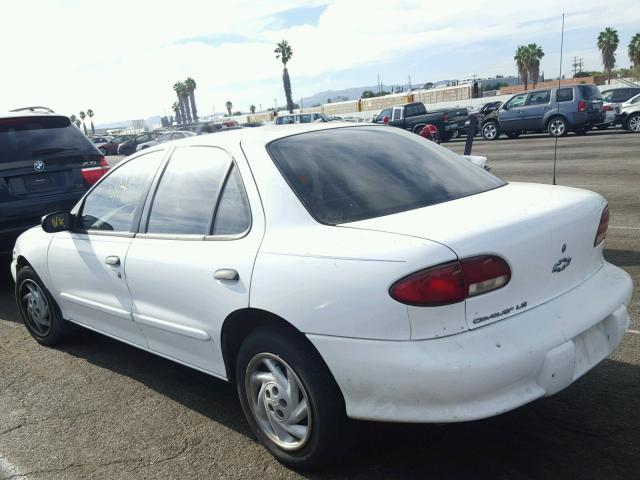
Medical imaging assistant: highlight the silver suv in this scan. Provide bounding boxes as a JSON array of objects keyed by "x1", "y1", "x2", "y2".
[{"x1": 481, "y1": 84, "x2": 604, "y2": 140}]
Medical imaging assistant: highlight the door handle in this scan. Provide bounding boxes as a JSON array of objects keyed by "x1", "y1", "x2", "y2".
[
  {"x1": 214, "y1": 269, "x2": 239, "y2": 281},
  {"x1": 104, "y1": 256, "x2": 120, "y2": 266}
]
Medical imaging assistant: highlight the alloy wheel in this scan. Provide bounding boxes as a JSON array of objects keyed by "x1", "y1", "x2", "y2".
[
  {"x1": 549, "y1": 118, "x2": 566, "y2": 136},
  {"x1": 245, "y1": 353, "x2": 311, "y2": 451},
  {"x1": 483, "y1": 123, "x2": 497, "y2": 140},
  {"x1": 19, "y1": 280, "x2": 51, "y2": 336},
  {"x1": 629, "y1": 115, "x2": 640, "y2": 133}
]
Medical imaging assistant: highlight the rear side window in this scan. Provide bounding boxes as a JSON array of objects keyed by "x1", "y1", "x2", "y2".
[
  {"x1": 212, "y1": 166, "x2": 251, "y2": 235},
  {"x1": 579, "y1": 84, "x2": 601, "y2": 100},
  {"x1": 556, "y1": 88, "x2": 573, "y2": 102},
  {"x1": 528, "y1": 90, "x2": 550, "y2": 105},
  {"x1": 0, "y1": 116, "x2": 98, "y2": 163},
  {"x1": 268, "y1": 127, "x2": 504, "y2": 224},
  {"x1": 146, "y1": 146, "x2": 231, "y2": 235},
  {"x1": 79, "y1": 151, "x2": 164, "y2": 232}
]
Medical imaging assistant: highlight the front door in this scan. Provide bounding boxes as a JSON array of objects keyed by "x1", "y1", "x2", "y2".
[
  {"x1": 500, "y1": 92, "x2": 529, "y2": 132},
  {"x1": 47, "y1": 150, "x2": 165, "y2": 346},
  {"x1": 124, "y1": 146, "x2": 263, "y2": 376}
]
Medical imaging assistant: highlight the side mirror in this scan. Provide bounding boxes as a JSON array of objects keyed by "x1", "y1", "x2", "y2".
[
  {"x1": 382, "y1": 115, "x2": 390, "y2": 124},
  {"x1": 502, "y1": 104, "x2": 509, "y2": 111},
  {"x1": 41, "y1": 211, "x2": 73, "y2": 233}
]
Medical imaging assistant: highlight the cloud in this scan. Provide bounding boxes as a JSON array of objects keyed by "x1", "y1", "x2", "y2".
[{"x1": 2, "y1": 0, "x2": 639, "y2": 123}]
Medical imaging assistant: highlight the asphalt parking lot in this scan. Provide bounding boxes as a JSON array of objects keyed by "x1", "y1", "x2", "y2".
[{"x1": 1, "y1": 130, "x2": 639, "y2": 479}]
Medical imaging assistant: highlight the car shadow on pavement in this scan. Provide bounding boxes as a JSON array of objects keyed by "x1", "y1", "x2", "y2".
[
  {"x1": 604, "y1": 249, "x2": 640, "y2": 267},
  {"x1": 51, "y1": 327, "x2": 640, "y2": 480}
]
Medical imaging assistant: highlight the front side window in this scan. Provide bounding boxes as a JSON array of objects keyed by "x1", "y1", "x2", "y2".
[
  {"x1": 528, "y1": 90, "x2": 550, "y2": 105},
  {"x1": 556, "y1": 88, "x2": 574, "y2": 102},
  {"x1": 268, "y1": 127, "x2": 504, "y2": 224},
  {"x1": 212, "y1": 166, "x2": 251, "y2": 235},
  {"x1": 506, "y1": 93, "x2": 528, "y2": 109},
  {"x1": 79, "y1": 151, "x2": 164, "y2": 232},
  {"x1": 146, "y1": 146, "x2": 231, "y2": 235},
  {"x1": 376, "y1": 109, "x2": 392, "y2": 122}
]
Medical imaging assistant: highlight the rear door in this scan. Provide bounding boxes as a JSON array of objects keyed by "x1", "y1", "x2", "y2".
[
  {"x1": 521, "y1": 90, "x2": 551, "y2": 129},
  {"x1": 47, "y1": 150, "x2": 165, "y2": 346},
  {"x1": 0, "y1": 115, "x2": 103, "y2": 231},
  {"x1": 124, "y1": 145, "x2": 263, "y2": 376}
]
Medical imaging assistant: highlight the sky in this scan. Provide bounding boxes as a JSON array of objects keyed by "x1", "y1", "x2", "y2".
[{"x1": 3, "y1": 0, "x2": 639, "y2": 124}]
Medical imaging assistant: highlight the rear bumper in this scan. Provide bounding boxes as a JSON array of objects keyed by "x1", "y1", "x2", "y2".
[{"x1": 308, "y1": 261, "x2": 632, "y2": 423}]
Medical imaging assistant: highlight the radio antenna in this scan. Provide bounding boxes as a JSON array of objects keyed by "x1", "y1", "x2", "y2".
[{"x1": 553, "y1": 13, "x2": 565, "y2": 186}]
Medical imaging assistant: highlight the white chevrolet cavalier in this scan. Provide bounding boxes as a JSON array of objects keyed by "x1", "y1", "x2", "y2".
[{"x1": 11, "y1": 124, "x2": 632, "y2": 468}]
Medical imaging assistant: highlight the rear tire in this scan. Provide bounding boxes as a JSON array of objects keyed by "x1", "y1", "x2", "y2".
[
  {"x1": 236, "y1": 327, "x2": 352, "y2": 470},
  {"x1": 481, "y1": 121, "x2": 500, "y2": 141},
  {"x1": 15, "y1": 267, "x2": 71, "y2": 346},
  {"x1": 547, "y1": 116, "x2": 568, "y2": 137},
  {"x1": 627, "y1": 113, "x2": 640, "y2": 133}
]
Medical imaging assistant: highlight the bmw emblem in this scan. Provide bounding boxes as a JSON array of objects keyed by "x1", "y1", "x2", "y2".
[{"x1": 33, "y1": 160, "x2": 45, "y2": 172}]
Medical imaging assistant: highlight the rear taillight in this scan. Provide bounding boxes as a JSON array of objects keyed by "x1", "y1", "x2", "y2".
[
  {"x1": 594, "y1": 205, "x2": 609, "y2": 246},
  {"x1": 578, "y1": 100, "x2": 586, "y2": 112},
  {"x1": 81, "y1": 156, "x2": 110, "y2": 185},
  {"x1": 603, "y1": 104, "x2": 613, "y2": 112},
  {"x1": 389, "y1": 255, "x2": 511, "y2": 306},
  {"x1": 443, "y1": 113, "x2": 449, "y2": 122}
]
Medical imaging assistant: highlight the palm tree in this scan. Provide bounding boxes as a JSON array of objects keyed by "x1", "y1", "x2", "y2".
[
  {"x1": 225, "y1": 101, "x2": 233, "y2": 116},
  {"x1": 275, "y1": 40, "x2": 295, "y2": 113},
  {"x1": 598, "y1": 27, "x2": 619, "y2": 84},
  {"x1": 173, "y1": 81, "x2": 188, "y2": 124},
  {"x1": 514, "y1": 45, "x2": 529, "y2": 90},
  {"x1": 74, "y1": 119, "x2": 81, "y2": 128},
  {"x1": 179, "y1": 83, "x2": 192, "y2": 123},
  {"x1": 184, "y1": 77, "x2": 198, "y2": 122},
  {"x1": 86, "y1": 109, "x2": 95, "y2": 134},
  {"x1": 525, "y1": 44, "x2": 544, "y2": 88},
  {"x1": 629, "y1": 33, "x2": 640, "y2": 67},
  {"x1": 69, "y1": 114, "x2": 77, "y2": 127},
  {"x1": 250, "y1": 104, "x2": 256, "y2": 114},
  {"x1": 171, "y1": 102, "x2": 182, "y2": 125},
  {"x1": 78, "y1": 111, "x2": 87, "y2": 135}
]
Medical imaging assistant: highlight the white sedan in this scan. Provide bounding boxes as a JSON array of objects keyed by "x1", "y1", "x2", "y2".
[
  {"x1": 135, "y1": 130, "x2": 196, "y2": 151},
  {"x1": 11, "y1": 124, "x2": 632, "y2": 469}
]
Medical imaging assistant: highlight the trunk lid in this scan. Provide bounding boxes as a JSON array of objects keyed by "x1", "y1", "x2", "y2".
[{"x1": 344, "y1": 183, "x2": 606, "y2": 329}]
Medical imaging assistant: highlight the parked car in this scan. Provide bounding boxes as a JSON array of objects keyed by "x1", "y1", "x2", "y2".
[
  {"x1": 90, "y1": 136, "x2": 112, "y2": 144},
  {"x1": 117, "y1": 132, "x2": 162, "y2": 156},
  {"x1": 136, "y1": 130, "x2": 196, "y2": 151},
  {"x1": 596, "y1": 87, "x2": 640, "y2": 129},
  {"x1": 481, "y1": 84, "x2": 604, "y2": 140},
  {"x1": 0, "y1": 109, "x2": 108, "y2": 255},
  {"x1": 374, "y1": 102, "x2": 466, "y2": 142},
  {"x1": 96, "y1": 134, "x2": 135, "y2": 156},
  {"x1": 618, "y1": 93, "x2": 640, "y2": 133},
  {"x1": 275, "y1": 113, "x2": 331, "y2": 124},
  {"x1": 11, "y1": 124, "x2": 631, "y2": 469}
]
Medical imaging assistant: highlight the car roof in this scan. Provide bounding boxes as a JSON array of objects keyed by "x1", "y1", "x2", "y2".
[
  {"x1": 0, "y1": 111, "x2": 68, "y2": 120},
  {"x1": 133, "y1": 122, "x2": 377, "y2": 154}
]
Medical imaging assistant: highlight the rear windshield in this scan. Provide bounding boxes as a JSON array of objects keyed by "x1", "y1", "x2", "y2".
[
  {"x1": 268, "y1": 127, "x2": 505, "y2": 224},
  {"x1": 0, "y1": 116, "x2": 98, "y2": 163},
  {"x1": 578, "y1": 84, "x2": 601, "y2": 100}
]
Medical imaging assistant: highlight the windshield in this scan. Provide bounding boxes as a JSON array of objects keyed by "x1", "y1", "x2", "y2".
[
  {"x1": 0, "y1": 115, "x2": 99, "y2": 163},
  {"x1": 268, "y1": 126, "x2": 504, "y2": 224}
]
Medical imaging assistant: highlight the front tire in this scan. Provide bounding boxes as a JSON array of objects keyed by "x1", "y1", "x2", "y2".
[
  {"x1": 15, "y1": 267, "x2": 71, "y2": 346},
  {"x1": 482, "y1": 121, "x2": 500, "y2": 141},
  {"x1": 548, "y1": 116, "x2": 568, "y2": 137},
  {"x1": 236, "y1": 328, "x2": 351, "y2": 470},
  {"x1": 627, "y1": 113, "x2": 640, "y2": 133}
]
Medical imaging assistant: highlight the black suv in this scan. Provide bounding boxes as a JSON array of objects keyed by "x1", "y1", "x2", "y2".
[{"x1": 0, "y1": 109, "x2": 108, "y2": 255}]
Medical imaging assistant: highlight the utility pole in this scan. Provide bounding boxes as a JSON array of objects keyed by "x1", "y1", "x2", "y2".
[
  {"x1": 377, "y1": 74, "x2": 381, "y2": 94},
  {"x1": 408, "y1": 75, "x2": 412, "y2": 91},
  {"x1": 572, "y1": 56, "x2": 583, "y2": 76}
]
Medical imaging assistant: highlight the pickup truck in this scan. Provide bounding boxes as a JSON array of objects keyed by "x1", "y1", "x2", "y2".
[{"x1": 373, "y1": 102, "x2": 468, "y2": 142}]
